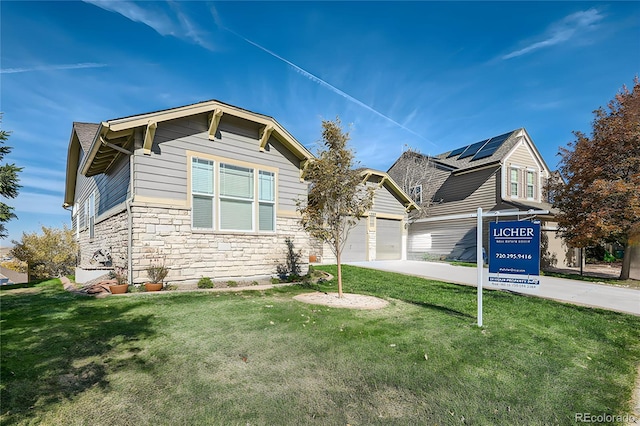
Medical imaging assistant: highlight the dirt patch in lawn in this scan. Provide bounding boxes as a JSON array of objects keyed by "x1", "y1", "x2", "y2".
[{"x1": 294, "y1": 292, "x2": 389, "y2": 310}]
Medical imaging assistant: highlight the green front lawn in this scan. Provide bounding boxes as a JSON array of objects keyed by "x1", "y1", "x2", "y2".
[{"x1": 1, "y1": 266, "x2": 639, "y2": 425}]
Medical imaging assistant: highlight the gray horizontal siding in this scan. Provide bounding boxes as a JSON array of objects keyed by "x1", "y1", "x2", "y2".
[
  {"x1": 75, "y1": 151, "x2": 130, "y2": 217},
  {"x1": 372, "y1": 183, "x2": 407, "y2": 216},
  {"x1": 133, "y1": 115, "x2": 305, "y2": 211},
  {"x1": 408, "y1": 217, "x2": 492, "y2": 262},
  {"x1": 429, "y1": 167, "x2": 499, "y2": 216}
]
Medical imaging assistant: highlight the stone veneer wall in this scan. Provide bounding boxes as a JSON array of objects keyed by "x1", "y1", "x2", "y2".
[
  {"x1": 130, "y1": 205, "x2": 309, "y2": 285},
  {"x1": 77, "y1": 209, "x2": 129, "y2": 269}
]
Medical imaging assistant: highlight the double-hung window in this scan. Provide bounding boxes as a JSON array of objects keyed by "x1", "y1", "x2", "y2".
[
  {"x1": 89, "y1": 192, "x2": 95, "y2": 239},
  {"x1": 191, "y1": 156, "x2": 276, "y2": 233},
  {"x1": 526, "y1": 171, "x2": 535, "y2": 199},
  {"x1": 192, "y1": 158, "x2": 215, "y2": 228},
  {"x1": 409, "y1": 184, "x2": 422, "y2": 204},
  {"x1": 510, "y1": 168, "x2": 519, "y2": 197},
  {"x1": 258, "y1": 171, "x2": 275, "y2": 231},
  {"x1": 220, "y1": 164, "x2": 254, "y2": 231}
]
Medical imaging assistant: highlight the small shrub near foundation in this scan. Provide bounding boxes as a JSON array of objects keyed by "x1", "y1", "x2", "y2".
[{"x1": 197, "y1": 277, "x2": 213, "y2": 289}]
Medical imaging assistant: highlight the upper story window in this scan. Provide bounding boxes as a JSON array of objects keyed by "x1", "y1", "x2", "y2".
[
  {"x1": 409, "y1": 184, "x2": 423, "y2": 204},
  {"x1": 510, "y1": 168, "x2": 519, "y2": 197},
  {"x1": 191, "y1": 156, "x2": 276, "y2": 232},
  {"x1": 526, "y1": 170, "x2": 535, "y2": 199}
]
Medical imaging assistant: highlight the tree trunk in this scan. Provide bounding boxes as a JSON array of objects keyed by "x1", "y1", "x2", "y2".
[
  {"x1": 336, "y1": 247, "x2": 343, "y2": 298},
  {"x1": 620, "y1": 243, "x2": 631, "y2": 280}
]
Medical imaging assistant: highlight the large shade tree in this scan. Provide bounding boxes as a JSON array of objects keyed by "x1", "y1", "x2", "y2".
[
  {"x1": 548, "y1": 78, "x2": 639, "y2": 279},
  {"x1": 0, "y1": 115, "x2": 22, "y2": 239},
  {"x1": 11, "y1": 225, "x2": 78, "y2": 281},
  {"x1": 297, "y1": 118, "x2": 374, "y2": 297}
]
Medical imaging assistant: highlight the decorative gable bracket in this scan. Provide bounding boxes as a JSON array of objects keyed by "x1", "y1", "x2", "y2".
[
  {"x1": 208, "y1": 109, "x2": 223, "y2": 140},
  {"x1": 142, "y1": 121, "x2": 157, "y2": 155},
  {"x1": 259, "y1": 125, "x2": 274, "y2": 152}
]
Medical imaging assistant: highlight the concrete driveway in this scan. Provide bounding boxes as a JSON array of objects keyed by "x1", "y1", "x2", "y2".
[{"x1": 347, "y1": 260, "x2": 640, "y2": 316}]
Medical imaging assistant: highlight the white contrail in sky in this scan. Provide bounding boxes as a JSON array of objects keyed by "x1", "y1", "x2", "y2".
[
  {"x1": 1, "y1": 63, "x2": 107, "y2": 74},
  {"x1": 223, "y1": 26, "x2": 433, "y2": 144},
  {"x1": 502, "y1": 8, "x2": 603, "y2": 60}
]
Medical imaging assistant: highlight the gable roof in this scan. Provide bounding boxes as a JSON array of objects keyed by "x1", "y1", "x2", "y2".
[
  {"x1": 73, "y1": 122, "x2": 100, "y2": 152},
  {"x1": 360, "y1": 168, "x2": 419, "y2": 212},
  {"x1": 393, "y1": 128, "x2": 551, "y2": 176},
  {"x1": 434, "y1": 129, "x2": 521, "y2": 171},
  {"x1": 64, "y1": 100, "x2": 314, "y2": 207}
]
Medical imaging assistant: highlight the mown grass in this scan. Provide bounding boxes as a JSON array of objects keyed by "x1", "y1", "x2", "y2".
[{"x1": 1, "y1": 267, "x2": 639, "y2": 425}]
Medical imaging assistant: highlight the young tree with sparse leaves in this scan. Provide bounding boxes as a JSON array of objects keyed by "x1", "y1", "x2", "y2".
[
  {"x1": 388, "y1": 146, "x2": 440, "y2": 217},
  {"x1": 11, "y1": 225, "x2": 77, "y2": 281},
  {"x1": 547, "y1": 78, "x2": 639, "y2": 280},
  {"x1": 297, "y1": 118, "x2": 374, "y2": 297},
  {"x1": 0, "y1": 114, "x2": 22, "y2": 239}
]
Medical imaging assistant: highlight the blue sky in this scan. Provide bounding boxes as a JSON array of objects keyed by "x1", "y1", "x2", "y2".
[{"x1": 1, "y1": 1, "x2": 639, "y2": 245}]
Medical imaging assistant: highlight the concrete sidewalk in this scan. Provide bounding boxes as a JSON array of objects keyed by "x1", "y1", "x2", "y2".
[{"x1": 347, "y1": 260, "x2": 640, "y2": 316}]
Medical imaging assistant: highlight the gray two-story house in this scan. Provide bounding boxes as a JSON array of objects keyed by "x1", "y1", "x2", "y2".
[{"x1": 388, "y1": 128, "x2": 573, "y2": 268}]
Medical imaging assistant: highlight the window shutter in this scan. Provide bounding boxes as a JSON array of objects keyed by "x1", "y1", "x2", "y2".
[{"x1": 506, "y1": 166, "x2": 511, "y2": 197}]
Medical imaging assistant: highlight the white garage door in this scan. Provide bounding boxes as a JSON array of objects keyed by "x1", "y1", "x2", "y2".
[
  {"x1": 341, "y1": 220, "x2": 367, "y2": 262},
  {"x1": 376, "y1": 218, "x2": 402, "y2": 260}
]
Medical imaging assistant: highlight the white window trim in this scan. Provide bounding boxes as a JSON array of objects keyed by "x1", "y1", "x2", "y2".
[
  {"x1": 526, "y1": 169, "x2": 536, "y2": 200},
  {"x1": 89, "y1": 192, "x2": 96, "y2": 239},
  {"x1": 410, "y1": 184, "x2": 423, "y2": 204},
  {"x1": 188, "y1": 151, "x2": 278, "y2": 234},
  {"x1": 191, "y1": 157, "x2": 215, "y2": 230},
  {"x1": 258, "y1": 170, "x2": 276, "y2": 232},
  {"x1": 509, "y1": 166, "x2": 520, "y2": 199}
]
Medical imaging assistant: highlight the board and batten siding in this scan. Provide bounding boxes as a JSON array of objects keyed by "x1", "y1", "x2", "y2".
[{"x1": 132, "y1": 114, "x2": 305, "y2": 212}]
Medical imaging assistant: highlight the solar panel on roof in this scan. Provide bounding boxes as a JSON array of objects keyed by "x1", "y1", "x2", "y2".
[
  {"x1": 446, "y1": 146, "x2": 468, "y2": 158},
  {"x1": 457, "y1": 139, "x2": 489, "y2": 160},
  {"x1": 470, "y1": 131, "x2": 512, "y2": 161}
]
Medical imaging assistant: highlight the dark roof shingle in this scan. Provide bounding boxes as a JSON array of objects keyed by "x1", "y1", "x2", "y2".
[{"x1": 73, "y1": 122, "x2": 100, "y2": 153}]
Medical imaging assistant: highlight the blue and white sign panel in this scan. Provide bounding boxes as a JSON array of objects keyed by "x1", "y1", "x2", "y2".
[{"x1": 488, "y1": 220, "x2": 541, "y2": 289}]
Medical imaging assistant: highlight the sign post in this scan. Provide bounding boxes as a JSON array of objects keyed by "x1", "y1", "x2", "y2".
[
  {"x1": 476, "y1": 207, "x2": 483, "y2": 327},
  {"x1": 413, "y1": 208, "x2": 548, "y2": 327}
]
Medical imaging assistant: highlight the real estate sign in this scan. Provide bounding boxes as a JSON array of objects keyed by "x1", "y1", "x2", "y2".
[{"x1": 488, "y1": 220, "x2": 541, "y2": 289}]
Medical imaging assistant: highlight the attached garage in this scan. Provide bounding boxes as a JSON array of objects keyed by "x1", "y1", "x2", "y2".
[
  {"x1": 310, "y1": 169, "x2": 418, "y2": 264},
  {"x1": 376, "y1": 218, "x2": 402, "y2": 260},
  {"x1": 341, "y1": 220, "x2": 368, "y2": 262}
]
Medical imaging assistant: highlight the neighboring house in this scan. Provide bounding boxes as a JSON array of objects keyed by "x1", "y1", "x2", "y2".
[
  {"x1": 64, "y1": 100, "x2": 314, "y2": 285},
  {"x1": 311, "y1": 169, "x2": 418, "y2": 263},
  {"x1": 388, "y1": 128, "x2": 573, "y2": 267},
  {"x1": 0, "y1": 267, "x2": 28, "y2": 285}
]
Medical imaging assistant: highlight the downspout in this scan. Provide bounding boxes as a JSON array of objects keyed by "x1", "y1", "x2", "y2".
[{"x1": 126, "y1": 152, "x2": 135, "y2": 285}]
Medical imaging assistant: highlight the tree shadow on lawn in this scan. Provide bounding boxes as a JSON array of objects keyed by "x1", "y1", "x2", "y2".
[
  {"x1": 405, "y1": 299, "x2": 475, "y2": 320},
  {"x1": 1, "y1": 288, "x2": 156, "y2": 424}
]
